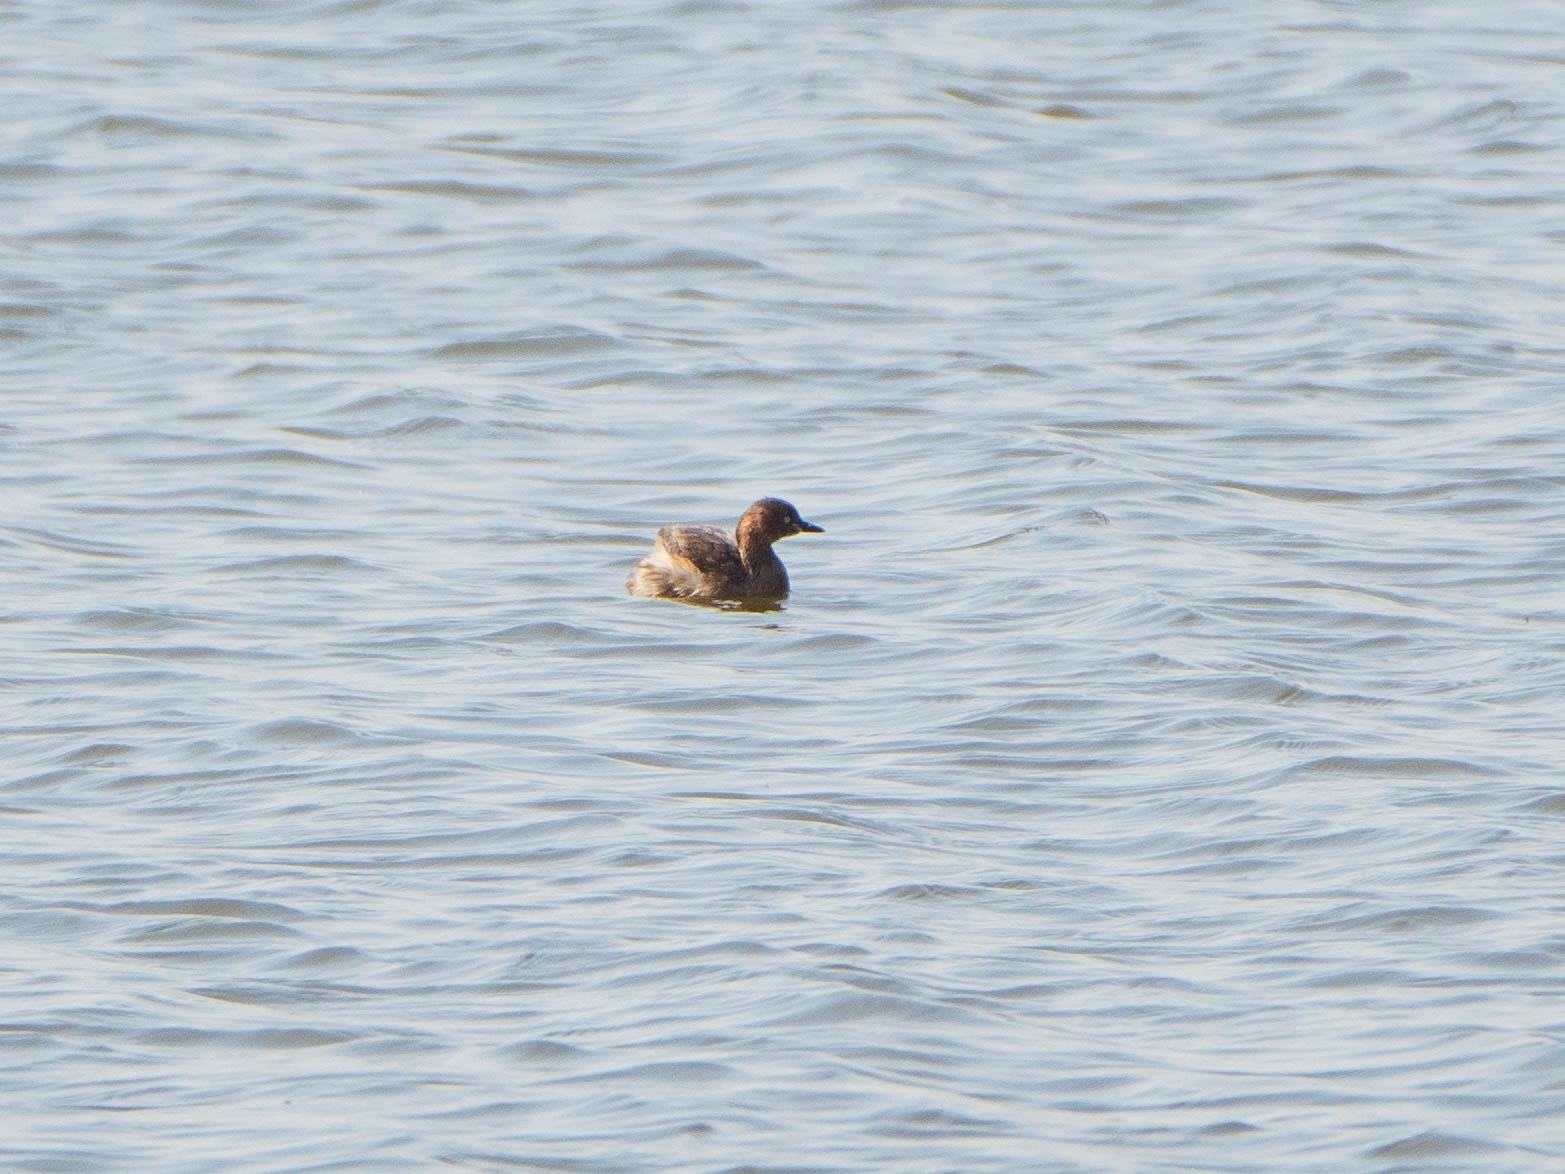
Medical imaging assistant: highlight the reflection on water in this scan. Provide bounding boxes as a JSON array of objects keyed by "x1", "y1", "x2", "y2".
[{"x1": 3, "y1": 0, "x2": 1564, "y2": 1171}]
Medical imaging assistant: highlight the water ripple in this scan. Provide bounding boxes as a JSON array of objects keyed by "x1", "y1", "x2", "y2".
[{"x1": 3, "y1": 1, "x2": 1563, "y2": 1171}]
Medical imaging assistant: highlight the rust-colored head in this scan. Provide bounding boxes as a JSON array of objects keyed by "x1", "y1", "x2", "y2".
[{"x1": 736, "y1": 497, "x2": 823, "y2": 547}]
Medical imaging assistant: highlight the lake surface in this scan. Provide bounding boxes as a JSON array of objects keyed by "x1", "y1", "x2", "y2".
[{"x1": 4, "y1": 1, "x2": 1564, "y2": 1170}]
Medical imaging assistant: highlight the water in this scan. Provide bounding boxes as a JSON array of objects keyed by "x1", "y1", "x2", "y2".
[{"x1": 4, "y1": 1, "x2": 1564, "y2": 1170}]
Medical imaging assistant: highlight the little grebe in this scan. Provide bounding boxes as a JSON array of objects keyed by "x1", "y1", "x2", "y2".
[{"x1": 627, "y1": 497, "x2": 823, "y2": 603}]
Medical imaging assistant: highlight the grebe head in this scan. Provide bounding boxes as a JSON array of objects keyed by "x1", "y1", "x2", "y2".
[{"x1": 743, "y1": 497, "x2": 823, "y2": 543}]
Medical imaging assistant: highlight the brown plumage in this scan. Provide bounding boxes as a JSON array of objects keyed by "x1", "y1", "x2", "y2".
[{"x1": 627, "y1": 498, "x2": 823, "y2": 603}]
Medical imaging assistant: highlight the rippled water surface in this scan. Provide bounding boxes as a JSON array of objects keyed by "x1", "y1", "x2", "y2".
[{"x1": 5, "y1": 1, "x2": 1565, "y2": 1170}]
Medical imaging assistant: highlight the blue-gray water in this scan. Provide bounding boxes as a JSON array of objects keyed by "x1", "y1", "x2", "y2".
[{"x1": 4, "y1": 2, "x2": 1564, "y2": 1171}]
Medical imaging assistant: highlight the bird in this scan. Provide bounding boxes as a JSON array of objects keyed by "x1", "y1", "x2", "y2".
[{"x1": 627, "y1": 497, "x2": 823, "y2": 603}]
